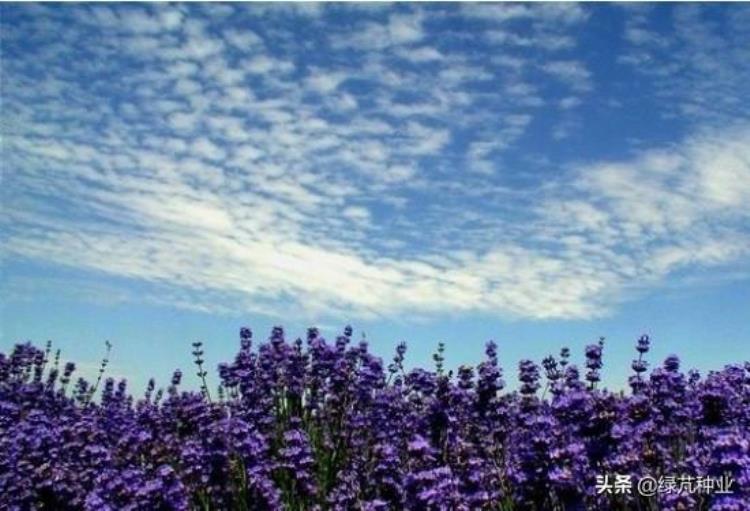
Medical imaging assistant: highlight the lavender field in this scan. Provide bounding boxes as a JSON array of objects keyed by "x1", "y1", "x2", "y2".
[
  {"x1": 4, "y1": 2, "x2": 750, "y2": 510},
  {"x1": 1, "y1": 327, "x2": 748, "y2": 510}
]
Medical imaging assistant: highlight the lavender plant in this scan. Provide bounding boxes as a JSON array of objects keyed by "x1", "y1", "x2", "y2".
[{"x1": 1, "y1": 328, "x2": 748, "y2": 510}]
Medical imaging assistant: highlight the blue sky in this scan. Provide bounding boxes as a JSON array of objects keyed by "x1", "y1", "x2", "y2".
[{"x1": 2, "y1": 3, "x2": 749, "y2": 392}]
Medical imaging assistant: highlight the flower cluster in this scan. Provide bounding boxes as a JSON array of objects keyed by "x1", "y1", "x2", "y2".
[{"x1": 1, "y1": 329, "x2": 748, "y2": 510}]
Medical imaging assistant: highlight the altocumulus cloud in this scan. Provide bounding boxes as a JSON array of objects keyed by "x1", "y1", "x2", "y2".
[{"x1": 2, "y1": 3, "x2": 749, "y2": 320}]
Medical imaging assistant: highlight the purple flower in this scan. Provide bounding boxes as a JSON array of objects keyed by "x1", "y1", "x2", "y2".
[{"x1": 1, "y1": 328, "x2": 746, "y2": 511}]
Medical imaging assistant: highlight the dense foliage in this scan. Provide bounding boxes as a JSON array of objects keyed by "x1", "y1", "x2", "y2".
[{"x1": 1, "y1": 327, "x2": 748, "y2": 510}]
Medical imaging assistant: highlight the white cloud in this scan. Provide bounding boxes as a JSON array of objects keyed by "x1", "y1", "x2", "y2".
[
  {"x1": 618, "y1": 3, "x2": 750, "y2": 123},
  {"x1": 540, "y1": 60, "x2": 593, "y2": 92},
  {"x1": 243, "y1": 55, "x2": 275, "y2": 74},
  {"x1": 559, "y1": 96, "x2": 582, "y2": 110},
  {"x1": 342, "y1": 206, "x2": 371, "y2": 223},
  {"x1": 223, "y1": 28, "x2": 263, "y2": 49},
  {"x1": 9, "y1": 125, "x2": 748, "y2": 320},
  {"x1": 382, "y1": 164, "x2": 416, "y2": 183},
  {"x1": 168, "y1": 112, "x2": 199, "y2": 131},
  {"x1": 306, "y1": 70, "x2": 349, "y2": 94},
  {"x1": 3, "y1": 3, "x2": 749, "y2": 323},
  {"x1": 192, "y1": 137, "x2": 226, "y2": 162},
  {"x1": 388, "y1": 13, "x2": 424, "y2": 45},
  {"x1": 462, "y1": 3, "x2": 588, "y2": 25},
  {"x1": 330, "y1": 12, "x2": 424, "y2": 50},
  {"x1": 404, "y1": 122, "x2": 451, "y2": 155}
]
